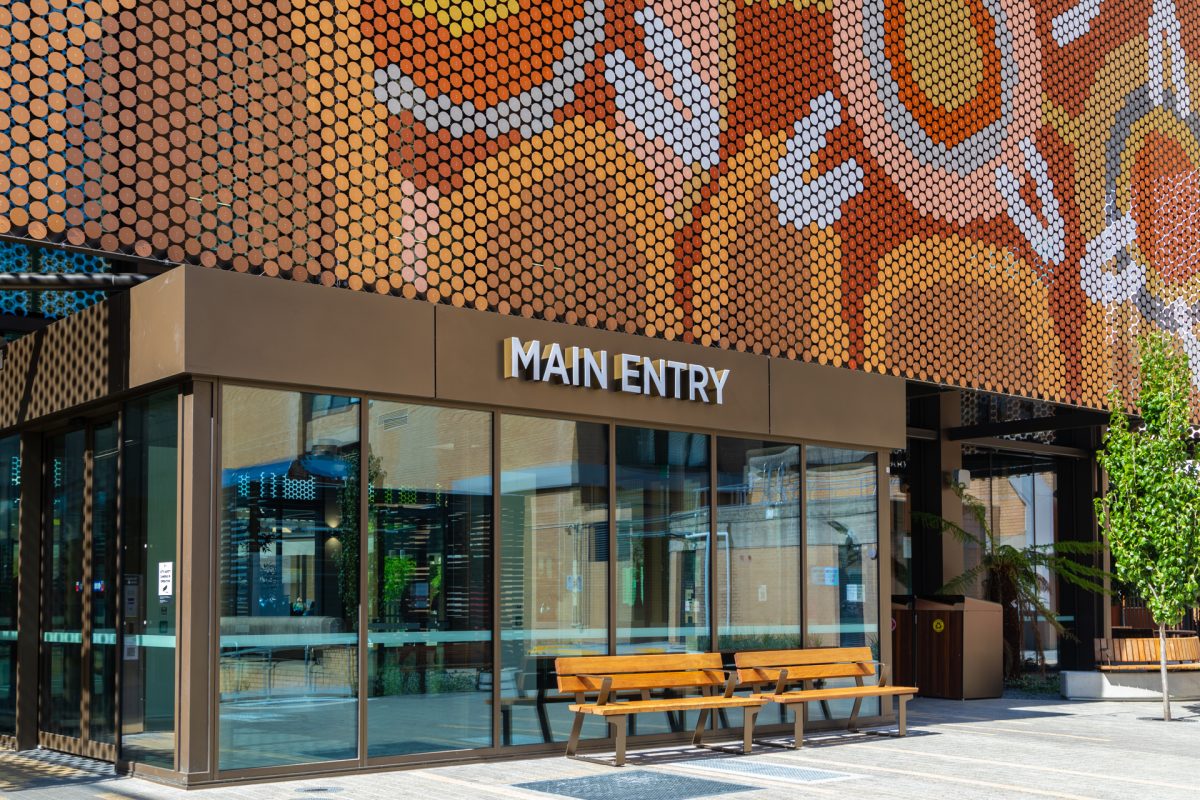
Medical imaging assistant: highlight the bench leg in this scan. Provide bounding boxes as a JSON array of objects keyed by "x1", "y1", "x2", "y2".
[
  {"x1": 536, "y1": 692, "x2": 553, "y2": 743},
  {"x1": 501, "y1": 705, "x2": 513, "y2": 747},
  {"x1": 742, "y1": 707, "x2": 758, "y2": 754},
  {"x1": 612, "y1": 716, "x2": 628, "y2": 767},
  {"x1": 898, "y1": 695, "x2": 909, "y2": 737},
  {"x1": 847, "y1": 696, "x2": 863, "y2": 733},
  {"x1": 692, "y1": 709, "x2": 710, "y2": 747},
  {"x1": 565, "y1": 713, "x2": 585, "y2": 758},
  {"x1": 793, "y1": 705, "x2": 804, "y2": 749}
]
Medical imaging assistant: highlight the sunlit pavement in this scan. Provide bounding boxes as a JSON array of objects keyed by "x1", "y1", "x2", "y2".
[{"x1": 4, "y1": 696, "x2": 1200, "y2": 799}]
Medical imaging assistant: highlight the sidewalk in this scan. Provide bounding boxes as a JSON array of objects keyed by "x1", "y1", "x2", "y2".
[{"x1": 4, "y1": 696, "x2": 1199, "y2": 800}]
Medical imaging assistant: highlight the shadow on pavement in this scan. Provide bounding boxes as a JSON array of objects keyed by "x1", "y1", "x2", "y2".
[{"x1": 0, "y1": 749, "x2": 116, "y2": 793}]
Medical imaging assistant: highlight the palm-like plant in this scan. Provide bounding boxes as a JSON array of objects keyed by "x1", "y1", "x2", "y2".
[{"x1": 917, "y1": 484, "x2": 1107, "y2": 678}]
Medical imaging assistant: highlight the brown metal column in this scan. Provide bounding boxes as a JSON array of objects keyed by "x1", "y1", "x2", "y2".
[
  {"x1": 358, "y1": 399, "x2": 369, "y2": 765},
  {"x1": 177, "y1": 381, "x2": 215, "y2": 780},
  {"x1": 15, "y1": 433, "x2": 42, "y2": 751}
]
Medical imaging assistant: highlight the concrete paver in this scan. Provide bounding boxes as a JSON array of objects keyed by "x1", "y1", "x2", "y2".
[{"x1": 4, "y1": 696, "x2": 1199, "y2": 799}]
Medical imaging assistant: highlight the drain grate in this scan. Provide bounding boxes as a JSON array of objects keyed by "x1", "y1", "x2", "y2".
[
  {"x1": 689, "y1": 757, "x2": 858, "y2": 784},
  {"x1": 516, "y1": 770, "x2": 755, "y2": 800}
]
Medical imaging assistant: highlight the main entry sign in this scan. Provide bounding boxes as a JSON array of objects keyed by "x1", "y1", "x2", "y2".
[{"x1": 502, "y1": 337, "x2": 731, "y2": 405}]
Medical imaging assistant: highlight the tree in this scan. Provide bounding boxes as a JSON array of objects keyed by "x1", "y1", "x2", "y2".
[
  {"x1": 918, "y1": 486, "x2": 1106, "y2": 679},
  {"x1": 1095, "y1": 330, "x2": 1200, "y2": 722}
]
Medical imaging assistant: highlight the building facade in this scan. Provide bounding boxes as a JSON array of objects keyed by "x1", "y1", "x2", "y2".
[{"x1": 0, "y1": 0, "x2": 1194, "y2": 786}]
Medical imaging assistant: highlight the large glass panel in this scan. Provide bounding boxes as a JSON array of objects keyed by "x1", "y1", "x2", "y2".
[
  {"x1": 615, "y1": 426, "x2": 710, "y2": 654},
  {"x1": 960, "y1": 450, "x2": 1060, "y2": 666},
  {"x1": 499, "y1": 415, "x2": 607, "y2": 746},
  {"x1": 889, "y1": 449, "x2": 912, "y2": 595},
  {"x1": 805, "y1": 447, "x2": 880, "y2": 720},
  {"x1": 0, "y1": 436, "x2": 18, "y2": 735},
  {"x1": 121, "y1": 391, "x2": 179, "y2": 767},
  {"x1": 90, "y1": 422, "x2": 119, "y2": 744},
  {"x1": 716, "y1": 438, "x2": 801, "y2": 651},
  {"x1": 42, "y1": 429, "x2": 86, "y2": 738},
  {"x1": 366, "y1": 402, "x2": 492, "y2": 756},
  {"x1": 613, "y1": 426, "x2": 709, "y2": 735},
  {"x1": 218, "y1": 387, "x2": 360, "y2": 770}
]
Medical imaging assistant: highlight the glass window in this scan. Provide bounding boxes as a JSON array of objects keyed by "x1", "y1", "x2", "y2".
[
  {"x1": 42, "y1": 429, "x2": 86, "y2": 738},
  {"x1": 0, "y1": 436, "x2": 18, "y2": 736},
  {"x1": 805, "y1": 447, "x2": 880, "y2": 719},
  {"x1": 716, "y1": 438, "x2": 801, "y2": 651},
  {"x1": 366, "y1": 402, "x2": 492, "y2": 757},
  {"x1": 615, "y1": 426, "x2": 710, "y2": 654},
  {"x1": 121, "y1": 391, "x2": 179, "y2": 767},
  {"x1": 890, "y1": 449, "x2": 912, "y2": 595},
  {"x1": 90, "y1": 422, "x2": 119, "y2": 744},
  {"x1": 218, "y1": 387, "x2": 360, "y2": 770},
  {"x1": 960, "y1": 449, "x2": 1059, "y2": 666},
  {"x1": 499, "y1": 415, "x2": 607, "y2": 747}
]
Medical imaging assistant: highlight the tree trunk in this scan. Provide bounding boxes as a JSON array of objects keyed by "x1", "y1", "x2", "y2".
[
  {"x1": 1160, "y1": 623, "x2": 1171, "y2": 722},
  {"x1": 999, "y1": 581, "x2": 1022, "y2": 679}
]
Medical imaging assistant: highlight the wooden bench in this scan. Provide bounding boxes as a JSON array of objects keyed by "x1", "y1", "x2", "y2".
[
  {"x1": 735, "y1": 647, "x2": 918, "y2": 748},
  {"x1": 1095, "y1": 636, "x2": 1200, "y2": 671},
  {"x1": 555, "y1": 653, "x2": 767, "y2": 766}
]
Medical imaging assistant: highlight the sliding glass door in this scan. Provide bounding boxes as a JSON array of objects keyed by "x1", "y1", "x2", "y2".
[
  {"x1": 42, "y1": 429, "x2": 86, "y2": 741},
  {"x1": 40, "y1": 420, "x2": 123, "y2": 756}
]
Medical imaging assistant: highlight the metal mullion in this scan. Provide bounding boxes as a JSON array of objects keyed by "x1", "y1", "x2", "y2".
[
  {"x1": 876, "y1": 448, "x2": 890, "y2": 690},
  {"x1": 113, "y1": 410, "x2": 124, "y2": 758},
  {"x1": 490, "y1": 412, "x2": 501, "y2": 751},
  {"x1": 708, "y1": 435, "x2": 717, "y2": 655},
  {"x1": 607, "y1": 423, "x2": 617, "y2": 658},
  {"x1": 36, "y1": 436, "x2": 49, "y2": 747},
  {"x1": 799, "y1": 444, "x2": 807, "y2": 647},
  {"x1": 358, "y1": 399, "x2": 369, "y2": 766},
  {"x1": 208, "y1": 381, "x2": 222, "y2": 777},
  {"x1": 80, "y1": 424, "x2": 94, "y2": 745},
  {"x1": 707, "y1": 435, "x2": 718, "y2": 733}
]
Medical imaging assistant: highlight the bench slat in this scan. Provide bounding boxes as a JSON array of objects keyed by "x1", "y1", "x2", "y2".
[
  {"x1": 734, "y1": 647, "x2": 877, "y2": 685},
  {"x1": 557, "y1": 670, "x2": 728, "y2": 693},
  {"x1": 737, "y1": 663, "x2": 874, "y2": 684},
  {"x1": 1097, "y1": 636, "x2": 1200, "y2": 667},
  {"x1": 1099, "y1": 663, "x2": 1200, "y2": 672},
  {"x1": 569, "y1": 696, "x2": 764, "y2": 715},
  {"x1": 752, "y1": 685, "x2": 916, "y2": 703},
  {"x1": 734, "y1": 647, "x2": 874, "y2": 669},
  {"x1": 556, "y1": 653, "x2": 722, "y2": 676}
]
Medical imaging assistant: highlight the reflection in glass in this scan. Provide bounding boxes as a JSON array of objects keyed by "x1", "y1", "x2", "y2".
[
  {"x1": 43, "y1": 429, "x2": 86, "y2": 738},
  {"x1": 218, "y1": 387, "x2": 360, "y2": 770},
  {"x1": 615, "y1": 427, "x2": 710, "y2": 654},
  {"x1": 806, "y1": 447, "x2": 879, "y2": 720},
  {"x1": 499, "y1": 415, "x2": 607, "y2": 746},
  {"x1": 367, "y1": 402, "x2": 492, "y2": 756},
  {"x1": 0, "y1": 436, "x2": 18, "y2": 735},
  {"x1": 615, "y1": 427, "x2": 710, "y2": 734},
  {"x1": 960, "y1": 449, "x2": 1059, "y2": 664},
  {"x1": 890, "y1": 449, "x2": 912, "y2": 595},
  {"x1": 90, "y1": 422, "x2": 119, "y2": 744},
  {"x1": 716, "y1": 438, "x2": 801, "y2": 651},
  {"x1": 121, "y1": 391, "x2": 179, "y2": 767}
]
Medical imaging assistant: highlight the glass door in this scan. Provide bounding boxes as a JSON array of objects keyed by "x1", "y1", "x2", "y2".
[
  {"x1": 40, "y1": 420, "x2": 119, "y2": 759},
  {"x1": 42, "y1": 429, "x2": 86, "y2": 742},
  {"x1": 90, "y1": 422, "x2": 119, "y2": 744}
]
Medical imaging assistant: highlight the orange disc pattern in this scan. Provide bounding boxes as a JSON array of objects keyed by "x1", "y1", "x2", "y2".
[{"x1": 1, "y1": 0, "x2": 1200, "y2": 409}]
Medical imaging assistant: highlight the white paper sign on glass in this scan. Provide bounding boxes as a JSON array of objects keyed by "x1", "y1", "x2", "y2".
[{"x1": 158, "y1": 561, "x2": 174, "y2": 598}]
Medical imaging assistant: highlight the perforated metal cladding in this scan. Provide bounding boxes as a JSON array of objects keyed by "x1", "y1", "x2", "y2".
[{"x1": 2, "y1": 0, "x2": 1200, "y2": 409}]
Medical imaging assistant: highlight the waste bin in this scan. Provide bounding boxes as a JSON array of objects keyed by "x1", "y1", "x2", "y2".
[{"x1": 910, "y1": 595, "x2": 1002, "y2": 699}]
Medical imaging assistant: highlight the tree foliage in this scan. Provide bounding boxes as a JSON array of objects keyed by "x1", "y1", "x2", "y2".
[
  {"x1": 1095, "y1": 330, "x2": 1200, "y2": 720},
  {"x1": 1096, "y1": 332, "x2": 1200, "y2": 628}
]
